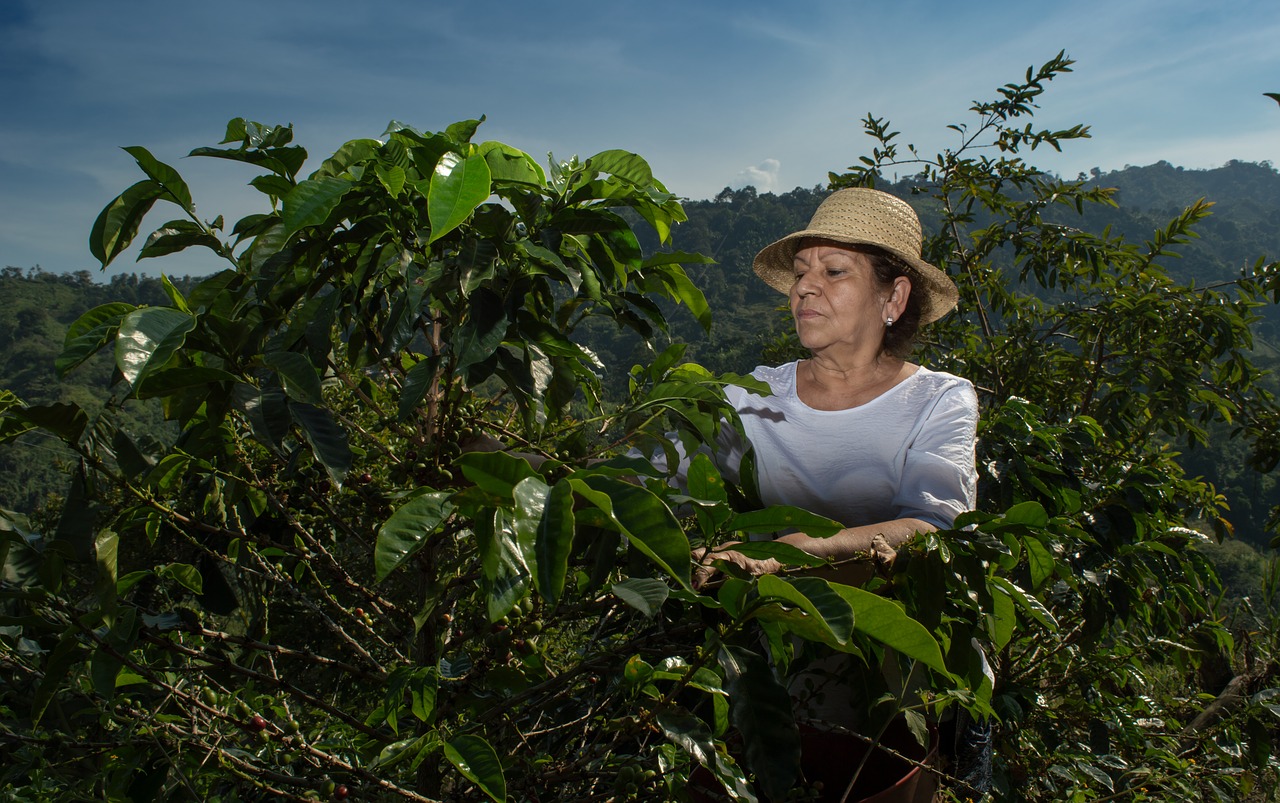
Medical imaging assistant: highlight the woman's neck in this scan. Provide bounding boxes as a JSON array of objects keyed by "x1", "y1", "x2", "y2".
[{"x1": 796, "y1": 354, "x2": 916, "y2": 411}]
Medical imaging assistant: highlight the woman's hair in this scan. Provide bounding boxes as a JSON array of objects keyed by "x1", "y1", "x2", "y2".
[{"x1": 862, "y1": 245, "x2": 922, "y2": 359}]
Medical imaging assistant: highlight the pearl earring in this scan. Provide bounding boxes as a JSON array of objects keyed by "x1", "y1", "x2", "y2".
[{"x1": 885, "y1": 316, "x2": 894, "y2": 328}]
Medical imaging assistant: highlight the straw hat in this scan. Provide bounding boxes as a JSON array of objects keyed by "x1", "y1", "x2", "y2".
[{"x1": 752, "y1": 188, "x2": 959, "y2": 324}]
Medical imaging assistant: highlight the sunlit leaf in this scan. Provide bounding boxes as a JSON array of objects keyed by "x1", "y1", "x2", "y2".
[
  {"x1": 90, "y1": 180, "x2": 164, "y2": 267},
  {"x1": 282, "y1": 176, "x2": 353, "y2": 233},
  {"x1": 427, "y1": 152, "x2": 492, "y2": 244},
  {"x1": 375, "y1": 492, "x2": 455, "y2": 582},
  {"x1": 115, "y1": 307, "x2": 196, "y2": 390},
  {"x1": 831, "y1": 582, "x2": 950, "y2": 675},
  {"x1": 612, "y1": 577, "x2": 670, "y2": 617},
  {"x1": 445, "y1": 734, "x2": 506, "y2": 803}
]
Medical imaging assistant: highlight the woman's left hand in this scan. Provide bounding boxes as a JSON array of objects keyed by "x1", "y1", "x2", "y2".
[{"x1": 692, "y1": 542, "x2": 782, "y2": 589}]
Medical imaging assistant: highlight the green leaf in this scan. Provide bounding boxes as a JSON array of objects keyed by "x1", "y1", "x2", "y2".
[
  {"x1": 645, "y1": 261, "x2": 713, "y2": 332},
  {"x1": 123, "y1": 146, "x2": 194, "y2": 211},
  {"x1": 727, "y1": 507, "x2": 843, "y2": 538},
  {"x1": 453, "y1": 288, "x2": 508, "y2": 374},
  {"x1": 281, "y1": 177, "x2": 353, "y2": 233},
  {"x1": 158, "y1": 562, "x2": 203, "y2": 595},
  {"x1": 115, "y1": 307, "x2": 196, "y2": 390},
  {"x1": 290, "y1": 402, "x2": 352, "y2": 487},
  {"x1": 724, "y1": 540, "x2": 828, "y2": 568},
  {"x1": 16, "y1": 402, "x2": 90, "y2": 444},
  {"x1": 477, "y1": 141, "x2": 546, "y2": 186},
  {"x1": 444, "y1": 734, "x2": 506, "y2": 803},
  {"x1": 756, "y1": 575, "x2": 853, "y2": 645},
  {"x1": 135, "y1": 366, "x2": 238, "y2": 399},
  {"x1": 990, "y1": 576, "x2": 1059, "y2": 631},
  {"x1": 375, "y1": 492, "x2": 455, "y2": 581},
  {"x1": 376, "y1": 164, "x2": 407, "y2": 198},
  {"x1": 718, "y1": 644, "x2": 799, "y2": 802},
  {"x1": 527, "y1": 478, "x2": 575, "y2": 604},
  {"x1": 1000, "y1": 501, "x2": 1049, "y2": 528},
  {"x1": 53, "y1": 464, "x2": 96, "y2": 562},
  {"x1": 427, "y1": 152, "x2": 492, "y2": 244},
  {"x1": 830, "y1": 583, "x2": 950, "y2": 675},
  {"x1": 57, "y1": 302, "x2": 136, "y2": 377},
  {"x1": 657, "y1": 710, "x2": 756, "y2": 802},
  {"x1": 90, "y1": 180, "x2": 164, "y2": 267},
  {"x1": 1024, "y1": 535, "x2": 1055, "y2": 590},
  {"x1": 585, "y1": 149, "x2": 654, "y2": 186},
  {"x1": 264, "y1": 351, "x2": 325, "y2": 405},
  {"x1": 475, "y1": 509, "x2": 530, "y2": 622},
  {"x1": 90, "y1": 607, "x2": 138, "y2": 701},
  {"x1": 573, "y1": 476, "x2": 691, "y2": 590},
  {"x1": 138, "y1": 221, "x2": 223, "y2": 259},
  {"x1": 612, "y1": 577, "x2": 670, "y2": 617},
  {"x1": 398, "y1": 355, "x2": 439, "y2": 420},
  {"x1": 32, "y1": 628, "x2": 83, "y2": 726},
  {"x1": 457, "y1": 451, "x2": 539, "y2": 500},
  {"x1": 989, "y1": 581, "x2": 1017, "y2": 652}
]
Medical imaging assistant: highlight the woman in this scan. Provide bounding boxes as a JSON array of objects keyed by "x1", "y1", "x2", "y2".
[
  {"x1": 694, "y1": 187, "x2": 977, "y2": 582},
  {"x1": 687, "y1": 187, "x2": 988, "y2": 796}
]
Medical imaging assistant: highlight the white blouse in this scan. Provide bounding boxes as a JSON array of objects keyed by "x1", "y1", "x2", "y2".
[{"x1": 711, "y1": 362, "x2": 979, "y2": 530}]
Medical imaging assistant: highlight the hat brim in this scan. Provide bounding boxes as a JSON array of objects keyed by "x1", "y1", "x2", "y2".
[{"x1": 752, "y1": 231, "x2": 958, "y2": 325}]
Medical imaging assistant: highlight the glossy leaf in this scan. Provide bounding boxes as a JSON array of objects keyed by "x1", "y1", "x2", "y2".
[
  {"x1": 427, "y1": 152, "x2": 492, "y2": 244},
  {"x1": 265, "y1": 351, "x2": 325, "y2": 405},
  {"x1": 445, "y1": 734, "x2": 506, "y2": 803},
  {"x1": 375, "y1": 492, "x2": 455, "y2": 582},
  {"x1": 90, "y1": 179, "x2": 164, "y2": 267},
  {"x1": 585, "y1": 149, "x2": 653, "y2": 186},
  {"x1": 475, "y1": 509, "x2": 529, "y2": 622},
  {"x1": 282, "y1": 177, "x2": 353, "y2": 233},
  {"x1": 532, "y1": 478, "x2": 576, "y2": 603},
  {"x1": 398, "y1": 355, "x2": 439, "y2": 420},
  {"x1": 15, "y1": 402, "x2": 89, "y2": 445},
  {"x1": 657, "y1": 710, "x2": 756, "y2": 802},
  {"x1": 123, "y1": 146, "x2": 194, "y2": 211},
  {"x1": 574, "y1": 476, "x2": 691, "y2": 590},
  {"x1": 290, "y1": 402, "x2": 352, "y2": 486},
  {"x1": 456, "y1": 451, "x2": 539, "y2": 501},
  {"x1": 57, "y1": 302, "x2": 136, "y2": 377},
  {"x1": 158, "y1": 562, "x2": 203, "y2": 595},
  {"x1": 478, "y1": 140, "x2": 546, "y2": 186},
  {"x1": 727, "y1": 507, "x2": 843, "y2": 538},
  {"x1": 1024, "y1": 535, "x2": 1055, "y2": 590},
  {"x1": 454, "y1": 288, "x2": 508, "y2": 374},
  {"x1": 115, "y1": 307, "x2": 196, "y2": 390},
  {"x1": 134, "y1": 366, "x2": 238, "y2": 399},
  {"x1": 831, "y1": 583, "x2": 950, "y2": 676},
  {"x1": 612, "y1": 577, "x2": 670, "y2": 617},
  {"x1": 756, "y1": 575, "x2": 853, "y2": 645},
  {"x1": 138, "y1": 220, "x2": 222, "y2": 259}
]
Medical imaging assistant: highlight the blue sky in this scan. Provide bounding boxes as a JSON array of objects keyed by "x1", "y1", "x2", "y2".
[{"x1": 2, "y1": 0, "x2": 1278, "y2": 278}]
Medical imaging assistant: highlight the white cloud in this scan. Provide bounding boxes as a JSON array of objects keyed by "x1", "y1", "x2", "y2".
[{"x1": 734, "y1": 159, "x2": 782, "y2": 192}]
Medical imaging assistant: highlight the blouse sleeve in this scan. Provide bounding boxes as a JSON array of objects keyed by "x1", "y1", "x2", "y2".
[{"x1": 891, "y1": 380, "x2": 979, "y2": 530}]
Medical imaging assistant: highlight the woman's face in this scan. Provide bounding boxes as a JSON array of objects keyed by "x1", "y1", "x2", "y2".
[{"x1": 789, "y1": 240, "x2": 902, "y2": 359}]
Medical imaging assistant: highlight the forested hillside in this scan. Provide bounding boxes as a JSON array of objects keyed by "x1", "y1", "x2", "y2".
[{"x1": 0, "y1": 270, "x2": 189, "y2": 517}]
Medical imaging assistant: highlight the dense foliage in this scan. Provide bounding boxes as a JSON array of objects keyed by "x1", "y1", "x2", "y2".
[{"x1": 3, "y1": 56, "x2": 1280, "y2": 802}]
